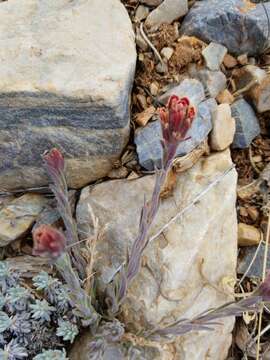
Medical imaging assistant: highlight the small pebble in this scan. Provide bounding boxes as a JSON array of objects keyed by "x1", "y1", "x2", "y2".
[
  {"x1": 216, "y1": 89, "x2": 234, "y2": 105},
  {"x1": 135, "y1": 5, "x2": 149, "y2": 21},
  {"x1": 145, "y1": 0, "x2": 188, "y2": 29},
  {"x1": 150, "y1": 82, "x2": 159, "y2": 96},
  {"x1": 223, "y1": 54, "x2": 237, "y2": 68},
  {"x1": 134, "y1": 105, "x2": 156, "y2": 127},
  {"x1": 231, "y1": 98, "x2": 260, "y2": 149},
  {"x1": 238, "y1": 223, "x2": 261, "y2": 246},
  {"x1": 246, "y1": 207, "x2": 259, "y2": 221},
  {"x1": 210, "y1": 104, "x2": 235, "y2": 151},
  {"x1": 202, "y1": 42, "x2": 227, "y2": 71},
  {"x1": 237, "y1": 54, "x2": 248, "y2": 65},
  {"x1": 161, "y1": 47, "x2": 174, "y2": 60}
]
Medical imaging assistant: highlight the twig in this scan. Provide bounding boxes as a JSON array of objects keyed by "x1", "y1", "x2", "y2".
[
  {"x1": 149, "y1": 165, "x2": 235, "y2": 244},
  {"x1": 256, "y1": 211, "x2": 270, "y2": 359},
  {"x1": 139, "y1": 22, "x2": 164, "y2": 65}
]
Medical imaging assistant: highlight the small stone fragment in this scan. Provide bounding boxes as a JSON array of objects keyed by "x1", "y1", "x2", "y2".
[
  {"x1": 161, "y1": 47, "x2": 174, "y2": 60},
  {"x1": 202, "y1": 42, "x2": 228, "y2": 71},
  {"x1": 150, "y1": 82, "x2": 159, "y2": 96},
  {"x1": 210, "y1": 104, "x2": 235, "y2": 151},
  {"x1": 159, "y1": 78, "x2": 205, "y2": 107},
  {"x1": 145, "y1": 0, "x2": 188, "y2": 29},
  {"x1": 135, "y1": 100, "x2": 212, "y2": 170},
  {"x1": 237, "y1": 54, "x2": 249, "y2": 65},
  {"x1": 195, "y1": 69, "x2": 227, "y2": 98},
  {"x1": 249, "y1": 76, "x2": 270, "y2": 113},
  {"x1": 135, "y1": 5, "x2": 149, "y2": 21},
  {"x1": 246, "y1": 207, "x2": 259, "y2": 221},
  {"x1": 216, "y1": 89, "x2": 235, "y2": 104},
  {"x1": 137, "y1": 94, "x2": 148, "y2": 109},
  {"x1": 238, "y1": 223, "x2": 261, "y2": 246},
  {"x1": 180, "y1": 0, "x2": 270, "y2": 56},
  {"x1": 134, "y1": 106, "x2": 156, "y2": 127},
  {"x1": 238, "y1": 244, "x2": 269, "y2": 278},
  {"x1": 223, "y1": 54, "x2": 237, "y2": 68},
  {"x1": 0, "y1": 194, "x2": 47, "y2": 247},
  {"x1": 231, "y1": 99, "x2": 260, "y2": 149}
]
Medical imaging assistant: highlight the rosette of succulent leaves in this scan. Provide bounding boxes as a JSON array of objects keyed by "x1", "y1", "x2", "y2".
[{"x1": 0, "y1": 261, "x2": 77, "y2": 359}]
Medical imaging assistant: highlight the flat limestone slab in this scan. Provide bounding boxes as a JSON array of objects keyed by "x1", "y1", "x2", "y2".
[
  {"x1": 0, "y1": 0, "x2": 136, "y2": 190},
  {"x1": 76, "y1": 150, "x2": 238, "y2": 359}
]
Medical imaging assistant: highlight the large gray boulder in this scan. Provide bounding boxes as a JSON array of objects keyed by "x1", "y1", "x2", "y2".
[
  {"x1": 181, "y1": 0, "x2": 270, "y2": 56},
  {"x1": 0, "y1": 0, "x2": 136, "y2": 191}
]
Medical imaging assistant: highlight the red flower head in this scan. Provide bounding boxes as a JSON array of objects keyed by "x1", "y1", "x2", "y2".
[
  {"x1": 32, "y1": 225, "x2": 66, "y2": 259},
  {"x1": 159, "y1": 95, "x2": 195, "y2": 145},
  {"x1": 43, "y1": 148, "x2": 65, "y2": 174}
]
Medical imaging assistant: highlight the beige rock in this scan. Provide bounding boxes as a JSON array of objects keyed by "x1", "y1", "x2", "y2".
[
  {"x1": 150, "y1": 82, "x2": 159, "y2": 96},
  {"x1": 161, "y1": 46, "x2": 174, "y2": 60},
  {"x1": 238, "y1": 223, "x2": 261, "y2": 246},
  {"x1": 249, "y1": 76, "x2": 270, "y2": 113},
  {"x1": 135, "y1": 5, "x2": 149, "y2": 21},
  {"x1": 237, "y1": 54, "x2": 249, "y2": 65},
  {"x1": 134, "y1": 106, "x2": 156, "y2": 127},
  {"x1": 223, "y1": 54, "x2": 237, "y2": 68},
  {"x1": 145, "y1": 0, "x2": 188, "y2": 29},
  {"x1": 210, "y1": 104, "x2": 235, "y2": 151},
  {"x1": 216, "y1": 89, "x2": 235, "y2": 105},
  {"x1": 76, "y1": 150, "x2": 237, "y2": 359},
  {"x1": 0, "y1": 194, "x2": 47, "y2": 247}
]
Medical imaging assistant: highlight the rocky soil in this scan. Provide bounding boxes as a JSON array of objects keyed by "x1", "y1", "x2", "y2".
[{"x1": 1, "y1": 0, "x2": 270, "y2": 359}]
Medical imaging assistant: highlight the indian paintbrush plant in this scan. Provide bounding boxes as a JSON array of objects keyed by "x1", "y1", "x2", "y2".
[{"x1": 2, "y1": 95, "x2": 270, "y2": 358}]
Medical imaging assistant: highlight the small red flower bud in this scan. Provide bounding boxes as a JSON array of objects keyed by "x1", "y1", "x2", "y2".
[
  {"x1": 32, "y1": 225, "x2": 66, "y2": 258},
  {"x1": 43, "y1": 148, "x2": 64, "y2": 173},
  {"x1": 159, "y1": 95, "x2": 196, "y2": 145}
]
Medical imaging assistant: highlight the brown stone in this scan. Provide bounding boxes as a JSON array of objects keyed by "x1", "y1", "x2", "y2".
[
  {"x1": 223, "y1": 54, "x2": 237, "y2": 68},
  {"x1": 216, "y1": 89, "x2": 235, "y2": 104},
  {"x1": 238, "y1": 223, "x2": 261, "y2": 246},
  {"x1": 134, "y1": 106, "x2": 156, "y2": 127}
]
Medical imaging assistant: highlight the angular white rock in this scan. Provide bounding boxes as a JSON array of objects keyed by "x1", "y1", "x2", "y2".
[
  {"x1": 202, "y1": 42, "x2": 228, "y2": 71},
  {"x1": 210, "y1": 104, "x2": 236, "y2": 151},
  {"x1": 77, "y1": 150, "x2": 237, "y2": 359},
  {"x1": 145, "y1": 0, "x2": 188, "y2": 29}
]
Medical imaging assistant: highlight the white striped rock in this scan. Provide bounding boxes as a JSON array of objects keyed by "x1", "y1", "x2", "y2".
[{"x1": 0, "y1": 0, "x2": 136, "y2": 191}]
